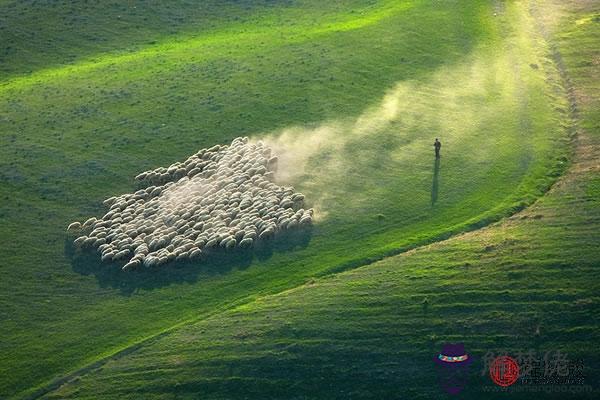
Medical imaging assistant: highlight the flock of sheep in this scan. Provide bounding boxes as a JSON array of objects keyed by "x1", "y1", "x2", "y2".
[{"x1": 67, "y1": 137, "x2": 313, "y2": 271}]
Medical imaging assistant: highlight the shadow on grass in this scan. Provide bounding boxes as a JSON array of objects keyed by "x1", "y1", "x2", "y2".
[
  {"x1": 431, "y1": 156, "x2": 440, "y2": 207},
  {"x1": 66, "y1": 228, "x2": 312, "y2": 296}
]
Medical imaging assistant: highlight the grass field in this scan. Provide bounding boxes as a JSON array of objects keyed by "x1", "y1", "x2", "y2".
[{"x1": 0, "y1": 0, "x2": 597, "y2": 398}]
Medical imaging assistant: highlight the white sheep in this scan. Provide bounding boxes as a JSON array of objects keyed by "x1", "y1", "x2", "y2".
[
  {"x1": 69, "y1": 137, "x2": 313, "y2": 270},
  {"x1": 67, "y1": 221, "x2": 82, "y2": 232}
]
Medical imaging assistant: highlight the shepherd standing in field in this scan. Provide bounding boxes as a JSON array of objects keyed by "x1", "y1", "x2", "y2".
[{"x1": 434, "y1": 138, "x2": 442, "y2": 158}]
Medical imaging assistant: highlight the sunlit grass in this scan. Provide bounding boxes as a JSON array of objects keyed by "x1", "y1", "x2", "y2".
[
  {"x1": 44, "y1": 3, "x2": 600, "y2": 397},
  {"x1": 0, "y1": 0, "x2": 411, "y2": 90},
  {"x1": 0, "y1": 0, "x2": 580, "y2": 398}
]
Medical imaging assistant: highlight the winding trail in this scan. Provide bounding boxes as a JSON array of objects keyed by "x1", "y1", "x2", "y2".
[{"x1": 20, "y1": 1, "x2": 582, "y2": 399}]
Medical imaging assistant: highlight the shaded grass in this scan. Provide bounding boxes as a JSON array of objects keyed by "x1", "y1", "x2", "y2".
[
  {"x1": 48, "y1": 132, "x2": 600, "y2": 398},
  {"x1": 43, "y1": 1, "x2": 600, "y2": 396},
  {"x1": 38, "y1": 0, "x2": 600, "y2": 399},
  {"x1": 0, "y1": 0, "x2": 578, "y2": 398},
  {"x1": 0, "y1": 0, "x2": 358, "y2": 78}
]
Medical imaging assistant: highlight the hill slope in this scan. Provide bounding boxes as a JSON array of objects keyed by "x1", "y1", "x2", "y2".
[
  {"x1": 0, "y1": 0, "x2": 581, "y2": 398},
  {"x1": 41, "y1": 0, "x2": 600, "y2": 398}
]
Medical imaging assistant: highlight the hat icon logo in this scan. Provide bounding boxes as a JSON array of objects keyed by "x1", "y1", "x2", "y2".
[{"x1": 434, "y1": 343, "x2": 473, "y2": 394}]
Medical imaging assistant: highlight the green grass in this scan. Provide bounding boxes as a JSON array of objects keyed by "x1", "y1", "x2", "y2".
[
  {"x1": 0, "y1": 0, "x2": 586, "y2": 398},
  {"x1": 0, "y1": 0, "x2": 354, "y2": 78},
  {"x1": 41, "y1": 2, "x2": 600, "y2": 398},
  {"x1": 47, "y1": 165, "x2": 600, "y2": 399}
]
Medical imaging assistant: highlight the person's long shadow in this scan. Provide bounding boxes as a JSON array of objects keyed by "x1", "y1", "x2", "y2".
[
  {"x1": 431, "y1": 157, "x2": 440, "y2": 206},
  {"x1": 66, "y1": 227, "x2": 312, "y2": 296}
]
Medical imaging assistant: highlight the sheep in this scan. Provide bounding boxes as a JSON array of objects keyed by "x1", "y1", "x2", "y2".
[
  {"x1": 122, "y1": 259, "x2": 140, "y2": 271},
  {"x1": 113, "y1": 249, "x2": 130, "y2": 260},
  {"x1": 67, "y1": 222, "x2": 82, "y2": 232},
  {"x1": 93, "y1": 237, "x2": 107, "y2": 247},
  {"x1": 238, "y1": 237, "x2": 253, "y2": 248},
  {"x1": 143, "y1": 256, "x2": 158, "y2": 268},
  {"x1": 205, "y1": 238, "x2": 218, "y2": 248},
  {"x1": 82, "y1": 217, "x2": 97, "y2": 229},
  {"x1": 98, "y1": 243, "x2": 110, "y2": 252},
  {"x1": 259, "y1": 229, "x2": 274, "y2": 240},
  {"x1": 69, "y1": 136, "x2": 314, "y2": 270},
  {"x1": 135, "y1": 244, "x2": 149, "y2": 255},
  {"x1": 82, "y1": 236, "x2": 96, "y2": 247},
  {"x1": 300, "y1": 215, "x2": 313, "y2": 226},
  {"x1": 73, "y1": 236, "x2": 87, "y2": 247},
  {"x1": 190, "y1": 248, "x2": 202, "y2": 259}
]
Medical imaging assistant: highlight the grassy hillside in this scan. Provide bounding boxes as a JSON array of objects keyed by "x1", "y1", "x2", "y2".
[
  {"x1": 0, "y1": 0, "x2": 337, "y2": 77},
  {"x1": 0, "y1": 0, "x2": 580, "y2": 398},
  {"x1": 43, "y1": 2, "x2": 600, "y2": 398}
]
